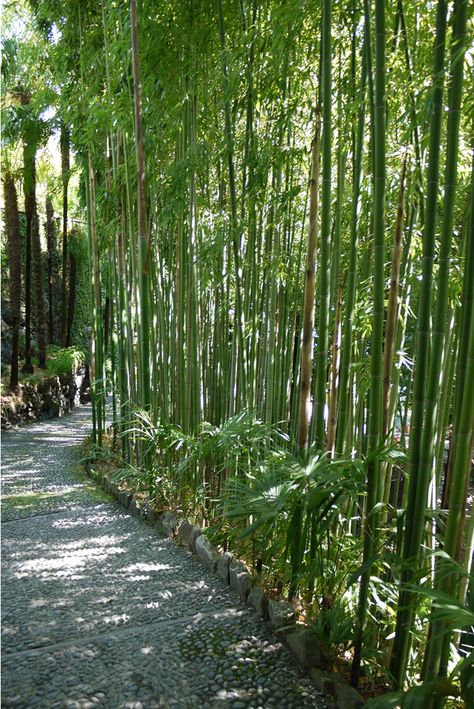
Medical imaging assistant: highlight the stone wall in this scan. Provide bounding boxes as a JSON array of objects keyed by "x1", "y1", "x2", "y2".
[{"x1": 1, "y1": 369, "x2": 89, "y2": 429}]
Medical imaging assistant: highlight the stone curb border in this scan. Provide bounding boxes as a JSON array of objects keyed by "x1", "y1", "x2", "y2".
[{"x1": 85, "y1": 464, "x2": 365, "y2": 709}]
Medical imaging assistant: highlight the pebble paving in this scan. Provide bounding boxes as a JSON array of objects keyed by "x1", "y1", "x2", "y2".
[{"x1": 1, "y1": 405, "x2": 327, "y2": 708}]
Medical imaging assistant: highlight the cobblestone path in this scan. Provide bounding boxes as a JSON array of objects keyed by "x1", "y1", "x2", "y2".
[{"x1": 1, "y1": 406, "x2": 326, "y2": 709}]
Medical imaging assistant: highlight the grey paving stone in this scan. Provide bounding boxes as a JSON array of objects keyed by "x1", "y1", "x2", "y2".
[
  {"x1": 217, "y1": 551, "x2": 234, "y2": 585},
  {"x1": 229, "y1": 560, "x2": 253, "y2": 602},
  {"x1": 195, "y1": 534, "x2": 221, "y2": 572},
  {"x1": 247, "y1": 587, "x2": 268, "y2": 619}
]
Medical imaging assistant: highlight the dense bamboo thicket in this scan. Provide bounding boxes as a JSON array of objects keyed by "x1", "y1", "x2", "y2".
[{"x1": 2, "y1": 0, "x2": 473, "y2": 704}]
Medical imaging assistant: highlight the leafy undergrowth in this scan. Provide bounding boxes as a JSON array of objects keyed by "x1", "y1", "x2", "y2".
[
  {"x1": 83, "y1": 425, "x2": 398, "y2": 703},
  {"x1": 80, "y1": 434, "x2": 122, "y2": 480},
  {"x1": 1, "y1": 346, "x2": 86, "y2": 396},
  {"x1": 84, "y1": 414, "x2": 470, "y2": 706}
]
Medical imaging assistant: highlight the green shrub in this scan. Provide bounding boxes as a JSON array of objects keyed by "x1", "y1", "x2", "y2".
[{"x1": 45, "y1": 346, "x2": 86, "y2": 375}]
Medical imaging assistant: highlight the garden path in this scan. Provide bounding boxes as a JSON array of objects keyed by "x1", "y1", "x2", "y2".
[{"x1": 1, "y1": 405, "x2": 326, "y2": 709}]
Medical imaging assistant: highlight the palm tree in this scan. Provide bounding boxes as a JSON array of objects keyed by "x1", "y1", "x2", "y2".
[
  {"x1": 60, "y1": 122, "x2": 70, "y2": 347},
  {"x1": 21, "y1": 90, "x2": 36, "y2": 374},
  {"x1": 31, "y1": 208, "x2": 47, "y2": 368},
  {"x1": 3, "y1": 170, "x2": 22, "y2": 390},
  {"x1": 45, "y1": 196, "x2": 57, "y2": 344}
]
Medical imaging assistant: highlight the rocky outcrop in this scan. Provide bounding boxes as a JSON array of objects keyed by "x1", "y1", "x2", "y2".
[{"x1": 1, "y1": 368, "x2": 88, "y2": 429}]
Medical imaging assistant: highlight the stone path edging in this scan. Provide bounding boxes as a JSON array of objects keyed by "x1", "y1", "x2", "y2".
[{"x1": 88, "y1": 466, "x2": 364, "y2": 709}]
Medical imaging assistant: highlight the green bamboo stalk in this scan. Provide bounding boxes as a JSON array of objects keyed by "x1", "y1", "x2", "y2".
[
  {"x1": 327, "y1": 84, "x2": 347, "y2": 454},
  {"x1": 313, "y1": 0, "x2": 332, "y2": 449},
  {"x1": 216, "y1": 0, "x2": 248, "y2": 408},
  {"x1": 86, "y1": 153, "x2": 102, "y2": 446},
  {"x1": 351, "y1": 0, "x2": 385, "y2": 686},
  {"x1": 442, "y1": 187, "x2": 474, "y2": 511},
  {"x1": 264, "y1": 169, "x2": 281, "y2": 426},
  {"x1": 111, "y1": 134, "x2": 130, "y2": 460},
  {"x1": 121, "y1": 134, "x2": 140, "y2": 414},
  {"x1": 391, "y1": 0, "x2": 448, "y2": 685},
  {"x1": 297, "y1": 112, "x2": 321, "y2": 450},
  {"x1": 335, "y1": 29, "x2": 367, "y2": 455},
  {"x1": 383, "y1": 157, "x2": 407, "y2": 437},
  {"x1": 130, "y1": 0, "x2": 152, "y2": 422},
  {"x1": 423, "y1": 59, "x2": 472, "y2": 682},
  {"x1": 434, "y1": 312, "x2": 456, "y2": 491}
]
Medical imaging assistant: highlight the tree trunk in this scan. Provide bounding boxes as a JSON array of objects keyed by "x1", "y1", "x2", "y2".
[
  {"x1": 65, "y1": 253, "x2": 77, "y2": 348},
  {"x1": 45, "y1": 197, "x2": 56, "y2": 344},
  {"x1": 31, "y1": 209, "x2": 47, "y2": 369},
  {"x1": 22, "y1": 143, "x2": 35, "y2": 373},
  {"x1": 3, "y1": 171, "x2": 22, "y2": 391},
  {"x1": 60, "y1": 123, "x2": 70, "y2": 347}
]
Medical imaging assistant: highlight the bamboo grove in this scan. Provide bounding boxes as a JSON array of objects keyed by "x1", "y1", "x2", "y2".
[{"x1": 5, "y1": 0, "x2": 474, "y2": 703}]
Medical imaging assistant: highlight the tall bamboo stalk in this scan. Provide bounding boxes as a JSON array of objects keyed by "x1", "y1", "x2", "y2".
[
  {"x1": 383, "y1": 156, "x2": 407, "y2": 436},
  {"x1": 88, "y1": 153, "x2": 104, "y2": 446},
  {"x1": 336, "y1": 30, "x2": 367, "y2": 455},
  {"x1": 297, "y1": 113, "x2": 321, "y2": 450},
  {"x1": 216, "y1": 0, "x2": 247, "y2": 405},
  {"x1": 313, "y1": 0, "x2": 332, "y2": 449},
  {"x1": 31, "y1": 208, "x2": 47, "y2": 368},
  {"x1": 351, "y1": 0, "x2": 385, "y2": 686},
  {"x1": 391, "y1": 0, "x2": 448, "y2": 685},
  {"x1": 130, "y1": 0, "x2": 152, "y2": 422},
  {"x1": 422, "y1": 0, "x2": 469, "y2": 686}
]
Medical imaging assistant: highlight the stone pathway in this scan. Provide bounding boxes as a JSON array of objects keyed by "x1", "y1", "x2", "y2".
[{"x1": 1, "y1": 406, "x2": 327, "y2": 709}]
